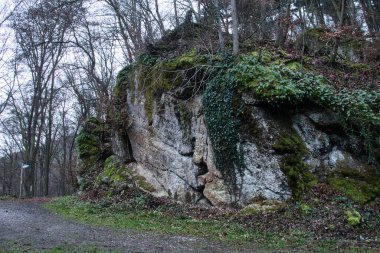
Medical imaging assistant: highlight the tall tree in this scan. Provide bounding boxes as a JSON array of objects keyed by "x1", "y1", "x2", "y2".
[{"x1": 11, "y1": 0, "x2": 83, "y2": 197}]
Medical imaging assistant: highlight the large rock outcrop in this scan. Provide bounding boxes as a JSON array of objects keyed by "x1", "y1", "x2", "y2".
[
  {"x1": 109, "y1": 67, "x2": 372, "y2": 207},
  {"x1": 75, "y1": 38, "x2": 380, "y2": 207}
]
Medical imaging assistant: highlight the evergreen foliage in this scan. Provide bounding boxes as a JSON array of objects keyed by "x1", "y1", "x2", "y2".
[
  {"x1": 232, "y1": 55, "x2": 380, "y2": 167},
  {"x1": 203, "y1": 65, "x2": 245, "y2": 197}
]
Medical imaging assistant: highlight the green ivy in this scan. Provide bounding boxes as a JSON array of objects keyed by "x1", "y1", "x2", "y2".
[
  {"x1": 138, "y1": 53, "x2": 159, "y2": 67},
  {"x1": 232, "y1": 55, "x2": 380, "y2": 168},
  {"x1": 203, "y1": 60, "x2": 246, "y2": 198},
  {"x1": 203, "y1": 54, "x2": 380, "y2": 198}
]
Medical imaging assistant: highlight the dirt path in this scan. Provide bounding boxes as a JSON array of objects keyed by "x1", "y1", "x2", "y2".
[{"x1": 0, "y1": 200, "x2": 254, "y2": 253}]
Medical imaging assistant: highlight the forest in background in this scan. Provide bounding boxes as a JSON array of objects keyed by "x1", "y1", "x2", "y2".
[{"x1": 0, "y1": 0, "x2": 379, "y2": 198}]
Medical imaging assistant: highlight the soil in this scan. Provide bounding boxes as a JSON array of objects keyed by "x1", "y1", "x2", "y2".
[{"x1": 0, "y1": 199, "x2": 253, "y2": 253}]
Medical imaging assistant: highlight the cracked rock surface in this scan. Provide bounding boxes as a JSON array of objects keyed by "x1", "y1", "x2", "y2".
[{"x1": 113, "y1": 75, "x2": 370, "y2": 207}]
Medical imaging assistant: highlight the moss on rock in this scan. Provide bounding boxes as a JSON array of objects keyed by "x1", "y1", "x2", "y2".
[
  {"x1": 75, "y1": 117, "x2": 112, "y2": 176},
  {"x1": 176, "y1": 102, "x2": 192, "y2": 143},
  {"x1": 103, "y1": 156, "x2": 126, "y2": 183},
  {"x1": 114, "y1": 49, "x2": 211, "y2": 123},
  {"x1": 76, "y1": 132, "x2": 101, "y2": 160},
  {"x1": 133, "y1": 175, "x2": 156, "y2": 193},
  {"x1": 110, "y1": 49, "x2": 380, "y2": 204},
  {"x1": 163, "y1": 50, "x2": 201, "y2": 70},
  {"x1": 273, "y1": 133, "x2": 317, "y2": 199},
  {"x1": 327, "y1": 168, "x2": 380, "y2": 204}
]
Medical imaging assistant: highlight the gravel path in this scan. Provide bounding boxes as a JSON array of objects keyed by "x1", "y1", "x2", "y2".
[{"x1": 0, "y1": 200, "x2": 254, "y2": 252}]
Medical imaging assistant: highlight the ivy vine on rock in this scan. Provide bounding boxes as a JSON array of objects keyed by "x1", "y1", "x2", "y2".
[{"x1": 203, "y1": 64, "x2": 246, "y2": 199}]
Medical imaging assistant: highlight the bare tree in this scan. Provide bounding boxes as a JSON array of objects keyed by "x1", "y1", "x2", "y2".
[
  {"x1": 0, "y1": 0, "x2": 21, "y2": 115},
  {"x1": 103, "y1": 0, "x2": 167, "y2": 61},
  {"x1": 10, "y1": 0, "x2": 83, "y2": 197},
  {"x1": 69, "y1": 19, "x2": 117, "y2": 119}
]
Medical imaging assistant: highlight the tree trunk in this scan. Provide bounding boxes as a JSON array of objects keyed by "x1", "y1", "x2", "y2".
[
  {"x1": 314, "y1": 0, "x2": 325, "y2": 26},
  {"x1": 331, "y1": 0, "x2": 347, "y2": 63},
  {"x1": 275, "y1": 1, "x2": 291, "y2": 48},
  {"x1": 231, "y1": 0, "x2": 239, "y2": 55},
  {"x1": 154, "y1": 0, "x2": 165, "y2": 34},
  {"x1": 213, "y1": 0, "x2": 225, "y2": 52},
  {"x1": 43, "y1": 75, "x2": 55, "y2": 196},
  {"x1": 173, "y1": 0, "x2": 179, "y2": 27},
  {"x1": 360, "y1": 0, "x2": 379, "y2": 37}
]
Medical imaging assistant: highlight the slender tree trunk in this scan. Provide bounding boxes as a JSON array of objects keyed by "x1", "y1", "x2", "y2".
[
  {"x1": 154, "y1": 0, "x2": 165, "y2": 34},
  {"x1": 1, "y1": 162, "x2": 5, "y2": 195},
  {"x1": 331, "y1": 0, "x2": 347, "y2": 63},
  {"x1": 60, "y1": 106, "x2": 67, "y2": 196},
  {"x1": 275, "y1": 1, "x2": 291, "y2": 48},
  {"x1": 331, "y1": 0, "x2": 342, "y2": 25},
  {"x1": 24, "y1": 142, "x2": 36, "y2": 197},
  {"x1": 43, "y1": 75, "x2": 55, "y2": 196},
  {"x1": 373, "y1": 0, "x2": 380, "y2": 32},
  {"x1": 360, "y1": 0, "x2": 379, "y2": 37},
  {"x1": 298, "y1": 0, "x2": 306, "y2": 61},
  {"x1": 24, "y1": 82, "x2": 42, "y2": 197},
  {"x1": 231, "y1": 0, "x2": 239, "y2": 55},
  {"x1": 213, "y1": 0, "x2": 225, "y2": 52},
  {"x1": 173, "y1": 0, "x2": 179, "y2": 27},
  {"x1": 314, "y1": 0, "x2": 325, "y2": 26}
]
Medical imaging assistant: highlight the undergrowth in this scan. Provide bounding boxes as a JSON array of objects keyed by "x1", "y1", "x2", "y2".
[
  {"x1": 43, "y1": 194, "x2": 379, "y2": 252},
  {"x1": 0, "y1": 195, "x2": 16, "y2": 201}
]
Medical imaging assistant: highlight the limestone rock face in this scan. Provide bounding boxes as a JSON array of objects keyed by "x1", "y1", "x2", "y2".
[
  {"x1": 113, "y1": 78, "x2": 369, "y2": 207},
  {"x1": 293, "y1": 112, "x2": 365, "y2": 173},
  {"x1": 121, "y1": 83, "x2": 293, "y2": 206}
]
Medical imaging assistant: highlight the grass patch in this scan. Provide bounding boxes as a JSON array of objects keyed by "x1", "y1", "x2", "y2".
[
  {"x1": 43, "y1": 196, "x2": 376, "y2": 252},
  {"x1": 0, "y1": 195, "x2": 16, "y2": 201},
  {"x1": 0, "y1": 245, "x2": 118, "y2": 253},
  {"x1": 44, "y1": 196, "x2": 261, "y2": 242}
]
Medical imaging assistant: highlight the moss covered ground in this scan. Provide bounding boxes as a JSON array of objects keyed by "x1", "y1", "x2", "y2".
[{"x1": 327, "y1": 169, "x2": 380, "y2": 204}]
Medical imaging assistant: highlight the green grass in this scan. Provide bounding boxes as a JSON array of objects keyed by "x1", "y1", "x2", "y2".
[
  {"x1": 0, "y1": 245, "x2": 118, "y2": 253},
  {"x1": 0, "y1": 195, "x2": 15, "y2": 201},
  {"x1": 44, "y1": 196, "x2": 261, "y2": 242},
  {"x1": 42, "y1": 196, "x2": 375, "y2": 252}
]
